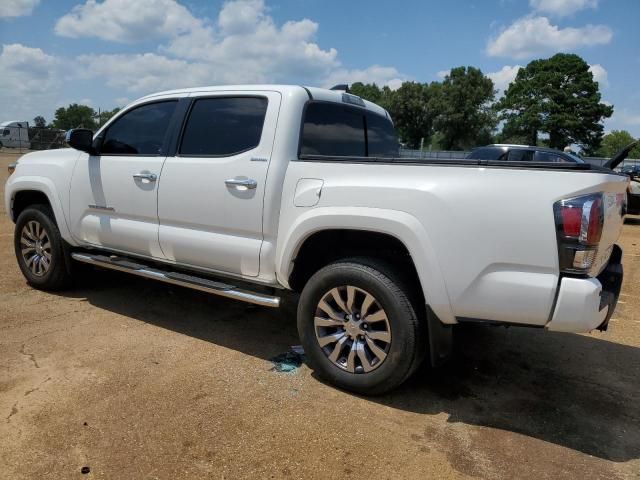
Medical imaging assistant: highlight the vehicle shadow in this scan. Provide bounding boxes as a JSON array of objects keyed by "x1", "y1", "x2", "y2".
[{"x1": 57, "y1": 267, "x2": 639, "y2": 463}]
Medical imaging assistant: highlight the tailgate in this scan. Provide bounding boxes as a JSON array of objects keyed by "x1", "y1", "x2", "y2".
[{"x1": 592, "y1": 177, "x2": 628, "y2": 275}]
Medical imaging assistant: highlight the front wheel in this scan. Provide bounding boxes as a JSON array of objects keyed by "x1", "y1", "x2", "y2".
[
  {"x1": 297, "y1": 258, "x2": 426, "y2": 395},
  {"x1": 14, "y1": 205, "x2": 72, "y2": 290}
]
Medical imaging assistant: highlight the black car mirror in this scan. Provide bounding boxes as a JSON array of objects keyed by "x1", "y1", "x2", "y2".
[{"x1": 65, "y1": 129, "x2": 95, "y2": 154}]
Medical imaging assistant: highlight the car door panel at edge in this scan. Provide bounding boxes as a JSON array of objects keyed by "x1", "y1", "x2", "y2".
[
  {"x1": 68, "y1": 95, "x2": 186, "y2": 258},
  {"x1": 157, "y1": 91, "x2": 282, "y2": 277}
]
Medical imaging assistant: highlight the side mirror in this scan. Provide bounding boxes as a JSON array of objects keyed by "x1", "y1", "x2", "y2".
[{"x1": 65, "y1": 128, "x2": 95, "y2": 154}]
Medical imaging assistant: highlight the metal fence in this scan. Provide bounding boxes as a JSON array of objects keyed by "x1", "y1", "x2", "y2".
[
  {"x1": 399, "y1": 148, "x2": 640, "y2": 169},
  {"x1": 0, "y1": 125, "x2": 66, "y2": 154}
]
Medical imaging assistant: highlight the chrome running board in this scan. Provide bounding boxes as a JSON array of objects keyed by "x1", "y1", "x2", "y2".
[{"x1": 71, "y1": 252, "x2": 280, "y2": 308}]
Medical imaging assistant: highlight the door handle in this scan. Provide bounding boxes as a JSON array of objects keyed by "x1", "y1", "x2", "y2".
[
  {"x1": 225, "y1": 178, "x2": 258, "y2": 190},
  {"x1": 133, "y1": 173, "x2": 157, "y2": 182}
]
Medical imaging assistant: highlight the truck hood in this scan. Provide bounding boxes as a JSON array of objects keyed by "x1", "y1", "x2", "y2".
[{"x1": 15, "y1": 148, "x2": 78, "y2": 165}]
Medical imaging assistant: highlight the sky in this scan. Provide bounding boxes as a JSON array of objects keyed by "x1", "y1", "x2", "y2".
[{"x1": 0, "y1": 0, "x2": 639, "y2": 136}]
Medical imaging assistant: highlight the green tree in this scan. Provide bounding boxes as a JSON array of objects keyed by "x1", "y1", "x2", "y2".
[
  {"x1": 385, "y1": 82, "x2": 436, "y2": 148},
  {"x1": 95, "y1": 107, "x2": 121, "y2": 127},
  {"x1": 497, "y1": 53, "x2": 613, "y2": 151},
  {"x1": 349, "y1": 82, "x2": 383, "y2": 104},
  {"x1": 33, "y1": 116, "x2": 46, "y2": 128},
  {"x1": 430, "y1": 66, "x2": 496, "y2": 150},
  {"x1": 597, "y1": 130, "x2": 640, "y2": 158},
  {"x1": 51, "y1": 104, "x2": 97, "y2": 130}
]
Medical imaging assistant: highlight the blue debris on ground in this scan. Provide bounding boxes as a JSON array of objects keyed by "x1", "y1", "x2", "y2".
[{"x1": 269, "y1": 346, "x2": 305, "y2": 373}]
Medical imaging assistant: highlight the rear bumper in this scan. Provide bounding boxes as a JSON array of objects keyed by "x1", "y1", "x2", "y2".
[{"x1": 546, "y1": 245, "x2": 623, "y2": 333}]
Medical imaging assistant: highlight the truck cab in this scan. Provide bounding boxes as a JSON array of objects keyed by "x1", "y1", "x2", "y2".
[{"x1": 0, "y1": 121, "x2": 30, "y2": 149}]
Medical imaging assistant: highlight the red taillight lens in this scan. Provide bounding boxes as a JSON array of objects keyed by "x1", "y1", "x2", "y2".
[
  {"x1": 560, "y1": 206, "x2": 581, "y2": 237},
  {"x1": 554, "y1": 193, "x2": 605, "y2": 276},
  {"x1": 586, "y1": 197, "x2": 603, "y2": 245}
]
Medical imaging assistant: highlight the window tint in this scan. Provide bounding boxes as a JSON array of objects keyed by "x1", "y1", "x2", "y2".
[
  {"x1": 101, "y1": 101, "x2": 177, "y2": 155},
  {"x1": 467, "y1": 147, "x2": 504, "y2": 160},
  {"x1": 507, "y1": 149, "x2": 534, "y2": 162},
  {"x1": 366, "y1": 112, "x2": 399, "y2": 157},
  {"x1": 301, "y1": 102, "x2": 366, "y2": 157},
  {"x1": 180, "y1": 97, "x2": 268, "y2": 156},
  {"x1": 2, "y1": 129, "x2": 9, "y2": 136},
  {"x1": 534, "y1": 151, "x2": 566, "y2": 163}
]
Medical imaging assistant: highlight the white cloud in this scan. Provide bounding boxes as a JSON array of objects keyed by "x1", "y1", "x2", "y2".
[
  {"x1": 1, "y1": 1, "x2": 406, "y2": 121},
  {"x1": 486, "y1": 15, "x2": 612, "y2": 59},
  {"x1": 323, "y1": 65, "x2": 406, "y2": 90},
  {"x1": 487, "y1": 65, "x2": 523, "y2": 96},
  {"x1": 0, "y1": 43, "x2": 65, "y2": 122},
  {"x1": 77, "y1": 53, "x2": 213, "y2": 92},
  {"x1": 588, "y1": 63, "x2": 608, "y2": 88},
  {"x1": 436, "y1": 69, "x2": 450, "y2": 79},
  {"x1": 0, "y1": 0, "x2": 39, "y2": 18},
  {"x1": 54, "y1": 0, "x2": 205, "y2": 42},
  {"x1": 529, "y1": 0, "x2": 598, "y2": 17},
  {"x1": 68, "y1": 0, "x2": 403, "y2": 92},
  {"x1": 605, "y1": 109, "x2": 640, "y2": 138}
]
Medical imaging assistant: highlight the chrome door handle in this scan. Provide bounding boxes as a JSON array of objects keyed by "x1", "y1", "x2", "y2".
[
  {"x1": 225, "y1": 178, "x2": 258, "y2": 190},
  {"x1": 133, "y1": 173, "x2": 157, "y2": 182}
]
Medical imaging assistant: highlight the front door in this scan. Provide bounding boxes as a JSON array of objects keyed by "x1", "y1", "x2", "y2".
[
  {"x1": 157, "y1": 92, "x2": 281, "y2": 277},
  {"x1": 69, "y1": 99, "x2": 179, "y2": 258}
]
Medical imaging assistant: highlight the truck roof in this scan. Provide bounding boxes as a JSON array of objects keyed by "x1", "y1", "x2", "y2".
[
  {"x1": 0, "y1": 121, "x2": 28, "y2": 127},
  {"x1": 137, "y1": 84, "x2": 389, "y2": 118}
]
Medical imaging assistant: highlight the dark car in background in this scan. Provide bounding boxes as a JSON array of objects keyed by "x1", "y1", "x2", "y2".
[
  {"x1": 623, "y1": 166, "x2": 640, "y2": 215},
  {"x1": 621, "y1": 164, "x2": 640, "y2": 178},
  {"x1": 467, "y1": 144, "x2": 585, "y2": 163}
]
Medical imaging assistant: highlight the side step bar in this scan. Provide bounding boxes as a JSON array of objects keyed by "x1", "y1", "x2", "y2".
[{"x1": 71, "y1": 253, "x2": 281, "y2": 308}]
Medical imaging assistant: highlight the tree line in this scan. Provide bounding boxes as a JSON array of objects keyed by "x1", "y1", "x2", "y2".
[
  {"x1": 351, "y1": 53, "x2": 638, "y2": 157},
  {"x1": 32, "y1": 104, "x2": 121, "y2": 131}
]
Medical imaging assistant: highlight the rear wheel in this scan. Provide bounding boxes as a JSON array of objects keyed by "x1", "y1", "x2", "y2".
[
  {"x1": 297, "y1": 258, "x2": 426, "y2": 395},
  {"x1": 14, "y1": 205, "x2": 72, "y2": 290}
]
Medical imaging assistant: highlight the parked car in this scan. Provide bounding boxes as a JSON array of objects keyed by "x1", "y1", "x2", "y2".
[
  {"x1": 467, "y1": 144, "x2": 585, "y2": 163},
  {"x1": 620, "y1": 164, "x2": 640, "y2": 178},
  {"x1": 622, "y1": 164, "x2": 640, "y2": 214},
  {"x1": 4, "y1": 85, "x2": 630, "y2": 394},
  {"x1": 607, "y1": 144, "x2": 640, "y2": 216},
  {"x1": 0, "y1": 121, "x2": 30, "y2": 149}
]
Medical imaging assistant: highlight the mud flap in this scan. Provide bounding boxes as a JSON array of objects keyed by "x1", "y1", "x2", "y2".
[{"x1": 427, "y1": 305, "x2": 453, "y2": 367}]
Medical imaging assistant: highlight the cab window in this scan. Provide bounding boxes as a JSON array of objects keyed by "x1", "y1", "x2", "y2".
[{"x1": 100, "y1": 101, "x2": 177, "y2": 155}]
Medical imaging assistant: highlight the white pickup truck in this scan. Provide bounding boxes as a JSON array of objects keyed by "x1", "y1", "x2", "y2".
[{"x1": 5, "y1": 85, "x2": 629, "y2": 394}]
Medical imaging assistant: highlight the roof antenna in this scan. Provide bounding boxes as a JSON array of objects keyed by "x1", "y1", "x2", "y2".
[{"x1": 330, "y1": 84, "x2": 350, "y2": 93}]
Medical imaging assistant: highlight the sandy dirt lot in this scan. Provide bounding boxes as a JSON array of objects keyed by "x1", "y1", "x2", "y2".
[{"x1": 1, "y1": 151, "x2": 639, "y2": 479}]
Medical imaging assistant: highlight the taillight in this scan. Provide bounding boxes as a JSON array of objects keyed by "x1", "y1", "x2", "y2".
[{"x1": 554, "y1": 193, "x2": 604, "y2": 275}]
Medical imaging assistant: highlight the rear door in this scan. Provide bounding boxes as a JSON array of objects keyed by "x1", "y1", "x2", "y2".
[{"x1": 157, "y1": 91, "x2": 281, "y2": 277}]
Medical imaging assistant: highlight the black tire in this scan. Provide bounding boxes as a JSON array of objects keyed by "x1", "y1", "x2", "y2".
[
  {"x1": 14, "y1": 204, "x2": 72, "y2": 290},
  {"x1": 297, "y1": 257, "x2": 426, "y2": 395}
]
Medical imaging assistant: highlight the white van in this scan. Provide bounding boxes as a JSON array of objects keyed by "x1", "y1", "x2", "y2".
[{"x1": 0, "y1": 121, "x2": 30, "y2": 149}]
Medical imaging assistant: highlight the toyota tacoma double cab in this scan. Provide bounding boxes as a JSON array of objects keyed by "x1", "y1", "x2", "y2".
[{"x1": 5, "y1": 85, "x2": 629, "y2": 394}]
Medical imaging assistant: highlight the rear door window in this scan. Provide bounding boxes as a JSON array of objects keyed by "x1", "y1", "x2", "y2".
[
  {"x1": 180, "y1": 97, "x2": 268, "y2": 156},
  {"x1": 300, "y1": 102, "x2": 366, "y2": 157},
  {"x1": 100, "y1": 101, "x2": 177, "y2": 155}
]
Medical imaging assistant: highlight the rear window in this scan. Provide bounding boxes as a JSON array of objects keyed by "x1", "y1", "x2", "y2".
[
  {"x1": 180, "y1": 97, "x2": 268, "y2": 156},
  {"x1": 300, "y1": 102, "x2": 398, "y2": 158},
  {"x1": 366, "y1": 111, "x2": 399, "y2": 157}
]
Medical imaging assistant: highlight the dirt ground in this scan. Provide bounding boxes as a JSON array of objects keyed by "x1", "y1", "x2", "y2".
[{"x1": 1, "y1": 151, "x2": 639, "y2": 480}]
